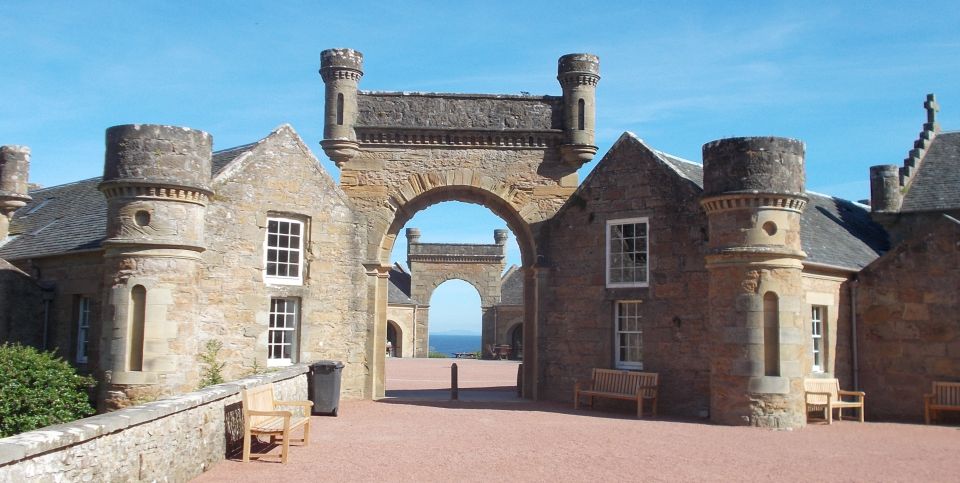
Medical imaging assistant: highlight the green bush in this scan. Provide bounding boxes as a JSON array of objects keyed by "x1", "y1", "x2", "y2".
[
  {"x1": 428, "y1": 351, "x2": 450, "y2": 358},
  {"x1": 0, "y1": 343, "x2": 96, "y2": 437}
]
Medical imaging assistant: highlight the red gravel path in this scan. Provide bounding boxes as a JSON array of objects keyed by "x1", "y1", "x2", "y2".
[{"x1": 195, "y1": 358, "x2": 960, "y2": 482}]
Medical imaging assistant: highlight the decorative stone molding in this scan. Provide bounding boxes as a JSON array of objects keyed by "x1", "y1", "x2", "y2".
[
  {"x1": 356, "y1": 127, "x2": 563, "y2": 149},
  {"x1": 700, "y1": 193, "x2": 807, "y2": 214},
  {"x1": 98, "y1": 182, "x2": 211, "y2": 205}
]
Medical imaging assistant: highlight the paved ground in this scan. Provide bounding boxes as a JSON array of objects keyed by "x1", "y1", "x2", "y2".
[{"x1": 195, "y1": 358, "x2": 960, "y2": 482}]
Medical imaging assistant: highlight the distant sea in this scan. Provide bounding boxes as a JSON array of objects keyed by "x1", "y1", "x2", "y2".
[{"x1": 429, "y1": 334, "x2": 481, "y2": 356}]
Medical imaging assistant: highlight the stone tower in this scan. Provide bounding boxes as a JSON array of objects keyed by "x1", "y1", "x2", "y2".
[
  {"x1": 700, "y1": 137, "x2": 810, "y2": 428},
  {"x1": 97, "y1": 124, "x2": 212, "y2": 409},
  {"x1": 557, "y1": 54, "x2": 600, "y2": 165},
  {"x1": 0, "y1": 145, "x2": 32, "y2": 240},
  {"x1": 319, "y1": 48, "x2": 364, "y2": 166}
]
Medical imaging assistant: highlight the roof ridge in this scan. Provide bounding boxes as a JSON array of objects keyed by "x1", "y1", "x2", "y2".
[{"x1": 28, "y1": 176, "x2": 102, "y2": 193}]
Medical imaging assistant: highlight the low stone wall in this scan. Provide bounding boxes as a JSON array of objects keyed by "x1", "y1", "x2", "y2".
[{"x1": 0, "y1": 364, "x2": 308, "y2": 482}]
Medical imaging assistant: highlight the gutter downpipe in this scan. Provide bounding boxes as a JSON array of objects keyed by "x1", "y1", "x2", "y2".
[{"x1": 851, "y1": 278, "x2": 860, "y2": 390}]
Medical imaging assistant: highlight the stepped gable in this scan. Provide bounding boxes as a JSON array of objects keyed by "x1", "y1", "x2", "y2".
[
  {"x1": 901, "y1": 131, "x2": 960, "y2": 212},
  {"x1": 499, "y1": 265, "x2": 523, "y2": 305},
  {"x1": 388, "y1": 263, "x2": 416, "y2": 304},
  {"x1": 649, "y1": 134, "x2": 887, "y2": 270}
]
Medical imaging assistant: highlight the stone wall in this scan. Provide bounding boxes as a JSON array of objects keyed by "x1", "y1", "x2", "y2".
[
  {"x1": 386, "y1": 304, "x2": 417, "y2": 358},
  {"x1": 0, "y1": 365, "x2": 307, "y2": 482},
  {"x1": 201, "y1": 125, "x2": 370, "y2": 398},
  {"x1": 6, "y1": 252, "x2": 104, "y2": 369},
  {"x1": 0, "y1": 258, "x2": 45, "y2": 348},
  {"x1": 539, "y1": 134, "x2": 711, "y2": 416},
  {"x1": 357, "y1": 92, "x2": 563, "y2": 130},
  {"x1": 801, "y1": 270, "x2": 855, "y2": 386},
  {"x1": 857, "y1": 215, "x2": 960, "y2": 420}
]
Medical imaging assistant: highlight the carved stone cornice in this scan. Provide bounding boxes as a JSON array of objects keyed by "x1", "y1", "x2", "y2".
[
  {"x1": 98, "y1": 181, "x2": 211, "y2": 206},
  {"x1": 407, "y1": 254, "x2": 505, "y2": 264},
  {"x1": 700, "y1": 192, "x2": 807, "y2": 214},
  {"x1": 321, "y1": 69, "x2": 363, "y2": 82},
  {"x1": 355, "y1": 126, "x2": 563, "y2": 149},
  {"x1": 558, "y1": 74, "x2": 600, "y2": 88}
]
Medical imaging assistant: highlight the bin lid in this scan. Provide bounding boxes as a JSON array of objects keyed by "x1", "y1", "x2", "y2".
[{"x1": 309, "y1": 360, "x2": 345, "y2": 369}]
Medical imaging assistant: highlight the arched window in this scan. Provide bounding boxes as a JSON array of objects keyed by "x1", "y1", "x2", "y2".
[
  {"x1": 763, "y1": 292, "x2": 780, "y2": 377},
  {"x1": 336, "y1": 93, "x2": 345, "y2": 126},
  {"x1": 129, "y1": 285, "x2": 146, "y2": 371},
  {"x1": 577, "y1": 98, "x2": 585, "y2": 130}
]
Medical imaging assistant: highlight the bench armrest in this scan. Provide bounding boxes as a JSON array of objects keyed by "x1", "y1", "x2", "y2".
[
  {"x1": 276, "y1": 400, "x2": 314, "y2": 407},
  {"x1": 247, "y1": 409, "x2": 293, "y2": 418},
  {"x1": 923, "y1": 393, "x2": 935, "y2": 401},
  {"x1": 574, "y1": 379, "x2": 593, "y2": 391},
  {"x1": 838, "y1": 390, "x2": 865, "y2": 397}
]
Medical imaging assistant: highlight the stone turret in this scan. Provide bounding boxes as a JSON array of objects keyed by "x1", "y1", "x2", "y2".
[
  {"x1": 869, "y1": 164, "x2": 902, "y2": 213},
  {"x1": 700, "y1": 137, "x2": 810, "y2": 428},
  {"x1": 0, "y1": 145, "x2": 32, "y2": 240},
  {"x1": 494, "y1": 228, "x2": 508, "y2": 246},
  {"x1": 97, "y1": 124, "x2": 212, "y2": 409},
  {"x1": 319, "y1": 48, "x2": 364, "y2": 166},
  {"x1": 557, "y1": 53, "x2": 600, "y2": 166}
]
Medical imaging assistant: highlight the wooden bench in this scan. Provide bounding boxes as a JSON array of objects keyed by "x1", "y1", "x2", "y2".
[
  {"x1": 924, "y1": 381, "x2": 960, "y2": 424},
  {"x1": 804, "y1": 378, "x2": 865, "y2": 424},
  {"x1": 241, "y1": 383, "x2": 313, "y2": 463},
  {"x1": 574, "y1": 369, "x2": 658, "y2": 418}
]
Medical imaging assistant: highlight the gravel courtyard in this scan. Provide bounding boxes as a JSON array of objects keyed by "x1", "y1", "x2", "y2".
[{"x1": 195, "y1": 358, "x2": 960, "y2": 482}]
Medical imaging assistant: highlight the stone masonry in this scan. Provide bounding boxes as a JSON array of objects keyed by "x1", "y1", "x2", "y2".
[{"x1": 405, "y1": 227, "x2": 507, "y2": 355}]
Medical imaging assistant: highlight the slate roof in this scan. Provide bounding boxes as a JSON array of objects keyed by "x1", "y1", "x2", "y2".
[
  {"x1": 499, "y1": 265, "x2": 523, "y2": 305},
  {"x1": 901, "y1": 131, "x2": 960, "y2": 213},
  {"x1": 656, "y1": 149, "x2": 888, "y2": 270},
  {"x1": 211, "y1": 142, "x2": 258, "y2": 175},
  {"x1": 388, "y1": 264, "x2": 417, "y2": 305},
  {"x1": 0, "y1": 143, "x2": 261, "y2": 261},
  {"x1": 0, "y1": 177, "x2": 106, "y2": 260}
]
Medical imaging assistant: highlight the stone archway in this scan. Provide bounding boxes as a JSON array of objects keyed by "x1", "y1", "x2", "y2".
[
  {"x1": 386, "y1": 320, "x2": 402, "y2": 358},
  {"x1": 404, "y1": 227, "x2": 507, "y2": 357},
  {"x1": 319, "y1": 48, "x2": 600, "y2": 399}
]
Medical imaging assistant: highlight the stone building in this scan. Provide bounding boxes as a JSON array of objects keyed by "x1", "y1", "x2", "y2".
[{"x1": 0, "y1": 49, "x2": 956, "y2": 426}]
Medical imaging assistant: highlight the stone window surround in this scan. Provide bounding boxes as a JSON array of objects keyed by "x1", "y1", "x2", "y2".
[
  {"x1": 811, "y1": 305, "x2": 825, "y2": 373},
  {"x1": 805, "y1": 290, "x2": 836, "y2": 375},
  {"x1": 75, "y1": 296, "x2": 91, "y2": 363},
  {"x1": 614, "y1": 300, "x2": 644, "y2": 370},
  {"x1": 267, "y1": 297, "x2": 300, "y2": 367},
  {"x1": 605, "y1": 217, "x2": 650, "y2": 288},
  {"x1": 263, "y1": 216, "x2": 306, "y2": 286}
]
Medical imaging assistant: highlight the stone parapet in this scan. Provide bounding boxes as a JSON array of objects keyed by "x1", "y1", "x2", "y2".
[{"x1": 0, "y1": 365, "x2": 307, "y2": 480}]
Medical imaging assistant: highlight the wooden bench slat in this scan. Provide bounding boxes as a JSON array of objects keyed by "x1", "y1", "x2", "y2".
[
  {"x1": 925, "y1": 381, "x2": 960, "y2": 424},
  {"x1": 574, "y1": 369, "x2": 659, "y2": 418},
  {"x1": 242, "y1": 383, "x2": 313, "y2": 463}
]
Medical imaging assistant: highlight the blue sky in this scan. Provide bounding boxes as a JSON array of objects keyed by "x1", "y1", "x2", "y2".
[{"x1": 3, "y1": 1, "x2": 958, "y2": 334}]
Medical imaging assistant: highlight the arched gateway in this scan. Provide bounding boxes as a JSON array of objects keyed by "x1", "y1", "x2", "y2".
[{"x1": 319, "y1": 48, "x2": 600, "y2": 398}]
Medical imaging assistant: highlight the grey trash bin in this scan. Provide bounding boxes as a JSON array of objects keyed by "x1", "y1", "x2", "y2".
[{"x1": 308, "y1": 360, "x2": 344, "y2": 416}]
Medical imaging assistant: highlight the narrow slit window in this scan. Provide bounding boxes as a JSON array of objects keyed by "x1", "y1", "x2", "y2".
[
  {"x1": 763, "y1": 292, "x2": 780, "y2": 377},
  {"x1": 577, "y1": 98, "x2": 585, "y2": 130},
  {"x1": 129, "y1": 285, "x2": 146, "y2": 372},
  {"x1": 336, "y1": 93, "x2": 344, "y2": 126}
]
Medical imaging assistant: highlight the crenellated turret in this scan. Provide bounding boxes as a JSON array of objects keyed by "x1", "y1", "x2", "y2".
[
  {"x1": 97, "y1": 124, "x2": 212, "y2": 409},
  {"x1": 869, "y1": 164, "x2": 902, "y2": 213},
  {"x1": 0, "y1": 145, "x2": 32, "y2": 240},
  {"x1": 319, "y1": 48, "x2": 364, "y2": 166},
  {"x1": 700, "y1": 136, "x2": 810, "y2": 429},
  {"x1": 557, "y1": 53, "x2": 600, "y2": 166}
]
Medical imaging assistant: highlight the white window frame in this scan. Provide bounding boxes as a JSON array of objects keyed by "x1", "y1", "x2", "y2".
[
  {"x1": 606, "y1": 217, "x2": 650, "y2": 288},
  {"x1": 811, "y1": 305, "x2": 825, "y2": 373},
  {"x1": 263, "y1": 217, "x2": 305, "y2": 285},
  {"x1": 76, "y1": 297, "x2": 91, "y2": 363},
  {"x1": 614, "y1": 300, "x2": 644, "y2": 370},
  {"x1": 267, "y1": 297, "x2": 299, "y2": 367}
]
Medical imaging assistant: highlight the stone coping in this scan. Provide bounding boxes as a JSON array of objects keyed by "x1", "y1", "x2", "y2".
[{"x1": 0, "y1": 364, "x2": 309, "y2": 466}]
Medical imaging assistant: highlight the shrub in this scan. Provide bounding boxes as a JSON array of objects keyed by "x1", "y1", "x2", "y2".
[
  {"x1": 0, "y1": 343, "x2": 96, "y2": 437},
  {"x1": 428, "y1": 351, "x2": 450, "y2": 358},
  {"x1": 198, "y1": 340, "x2": 227, "y2": 388}
]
